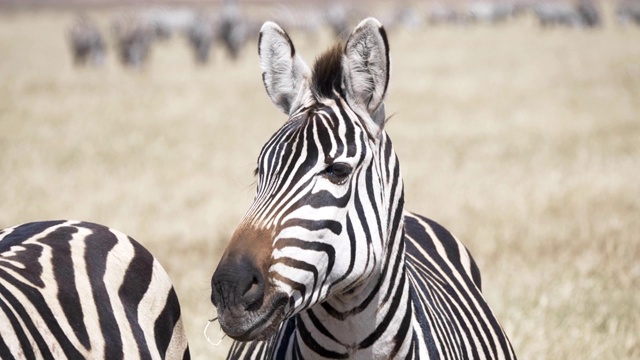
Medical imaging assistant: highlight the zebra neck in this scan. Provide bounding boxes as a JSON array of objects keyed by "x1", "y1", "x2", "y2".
[
  {"x1": 285, "y1": 132, "x2": 412, "y2": 358},
  {"x1": 292, "y1": 223, "x2": 413, "y2": 358}
]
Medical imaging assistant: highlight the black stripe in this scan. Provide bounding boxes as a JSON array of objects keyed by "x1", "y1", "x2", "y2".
[
  {"x1": 297, "y1": 315, "x2": 348, "y2": 359},
  {"x1": 326, "y1": 216, "x2": 356, "y2": 297},
  {"x1": 391, "y1": 296, "x2": 413, "y2": 357},
  {"x1": 41, "y1": 225, "x2": 90, "y2": 350},
  {"x1": 0, "y1": 269, "x2": 58, "y2": 359},
  {"x1": 273, "y1": 317, "x2": 296, "y2": 359},
  {"x1": 272, "y1": 272, "x2": 307, "y2": 300},
  {"x1": 274, "y1": 238, "x2": 335, "y2": 276},
  {"x1": 280, "y1": 218, "x2": 342, "y2": 235},
  {"x1": 406, "y1": 270, "x2": 443, "y2": 359},
  {"x1": 83, "y1": 224, "x2": 122, "y2": 359},
  {"x1": 118, "y1": 236, "x2": 155, "y2": 360},
  {"x1": 153, "y1": 286, "x2": 184, "y2": 359},
  {"x1": 273, "y1": 257, "x2": 318, "y2": 310},
  {"x1": 358, "y1": 265, "x2": 407, "y2": 349},
  {"x1": 0, "y1": 289, "x2": 37, "y2": 360},
  {"x1": 0, "y1": 332, "x2": 16, "y2": 360},
  {"x1": 314, "y1": 113, "x2": 334, "y2": 159},
  {"x1": 303, "y1": 188, "x2": 351, "y2": 209},
  {"x1": 305, "y1": 309, "x2": 340, "y2": 343},
  {"x1": 405, "y1": 220, "x2": 494, "y2": 358},
  {"x1": 0, "y1": 221, "x2": 66, "y2": 251},
  {"x1": 336, "y1": 105, "x2": 356, "y2": 158}
]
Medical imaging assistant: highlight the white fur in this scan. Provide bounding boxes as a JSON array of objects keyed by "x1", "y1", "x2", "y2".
[
  {"x1": 259, "y1": 22, "x2": 312, "y2": 115},
  {"x1": 259, "y1": 18, "x2": 390, "y2": 135},
  {"x1": 342, "y1": 18, "x2": 390, "y2": 128}
]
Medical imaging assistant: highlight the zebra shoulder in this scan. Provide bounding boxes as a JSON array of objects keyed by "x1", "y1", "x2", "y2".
[{"x1": 402, "y1": 212, "x2": 482, "y2": 290}]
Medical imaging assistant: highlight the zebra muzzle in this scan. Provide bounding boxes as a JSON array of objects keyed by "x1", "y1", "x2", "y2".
[
  {"x1": 211, "y1": 256, "x2": 265, "y2": 315},
  {"x1": 211, "y1": 252, "x2": 290, "y2": 341}
]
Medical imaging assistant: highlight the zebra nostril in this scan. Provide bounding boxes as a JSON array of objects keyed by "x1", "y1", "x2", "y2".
[
  {"x1": 241, "y1": 275, "x2": 264, "y2": 311},
  {"x1": 211, "y1": 255, "x2": 266, "y2": 314},
  {"x1": 242, "y1": 276, "x2": 259, "y2": 297}
]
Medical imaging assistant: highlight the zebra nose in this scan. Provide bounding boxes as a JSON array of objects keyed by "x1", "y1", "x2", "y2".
[{"x1": 211, "y1": 256, "x2": 265, "y2": 314}]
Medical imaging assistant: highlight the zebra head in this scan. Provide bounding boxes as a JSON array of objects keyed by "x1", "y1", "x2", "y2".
[{"x1": 211, "y1": 18, "x2": 402, "y2": 342}]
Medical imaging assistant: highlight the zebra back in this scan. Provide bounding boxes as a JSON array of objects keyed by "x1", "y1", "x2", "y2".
[
  {"x1": 404, "y1": 213, "x2": 515, "y2": 358},
  {"x1": 0, "y1": 220, "x2": 189, "y2": 359}
]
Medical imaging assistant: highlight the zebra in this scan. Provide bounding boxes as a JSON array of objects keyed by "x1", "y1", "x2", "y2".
[
  {"x1": 426, "y1": 4, "x2": 460, "y2": 26},
  {"x1": 464, "y1": 2, "x2": 516, "y2": 24},
  {"x1": 217, "y1": 0, "x2": 251, "y2": 60},
  {"x1": 111, "y1": 13, "x2": 157, "y2": 68},
  {"x1": 210, "y1": 18, "x2": 516, "y2": 359},
  {"x1": 68, "y1": 14, "x2": 106, "y2": 67},
  {"x1": 533, "y1": 1, "x2": 600, "y2": 28},
  {"x1": 0, "y1": 220, "x2": 190, "y2": 359},
  {"x1": 616, "y1": 1, "x2": 640, "y2": 26},
  {"x1": 576, "y1": 1, "x2": 601, "y2": 28},
  {"x1": 186, "y1": 13, "x2": 217, "y2": 64}
]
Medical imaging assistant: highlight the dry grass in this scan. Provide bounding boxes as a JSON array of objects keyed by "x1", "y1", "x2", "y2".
[{"x1": 1, "y1": 5, "x2": 639, "y2": 359}]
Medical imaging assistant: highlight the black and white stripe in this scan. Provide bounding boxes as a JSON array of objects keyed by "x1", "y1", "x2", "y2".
[
  {"x1": 0, "y1": 220, "x2": 189, "y2": 359},
  {"x1": 211, "y1": 18, "x2": 515, "y2": 359}
]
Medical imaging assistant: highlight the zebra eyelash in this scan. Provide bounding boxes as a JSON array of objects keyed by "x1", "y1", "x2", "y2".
[{"x1": 321, "y1": 162, "x2": 352, "y2": 184}]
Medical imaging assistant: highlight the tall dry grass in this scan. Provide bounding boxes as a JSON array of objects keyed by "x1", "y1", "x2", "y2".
[{"x1": 0, "y1": 5, "x2": 639, "y2": 359}]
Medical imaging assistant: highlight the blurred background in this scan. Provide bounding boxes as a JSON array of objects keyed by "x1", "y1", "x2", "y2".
[{"x1": 0, "y1": 0, "x2": 639, "y2": 358}]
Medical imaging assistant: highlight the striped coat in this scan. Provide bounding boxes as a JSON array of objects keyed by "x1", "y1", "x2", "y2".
[
  {"x1": 211, "y1": 18, "x2": 515, "y2": 359},
  {"x1": 0, "y1": 220, "x2": 189, "y2": 359}
]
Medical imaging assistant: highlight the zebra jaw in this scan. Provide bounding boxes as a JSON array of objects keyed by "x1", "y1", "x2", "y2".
[{"x1": 211, "y1": 225, "x2": 292, "y2": 341}]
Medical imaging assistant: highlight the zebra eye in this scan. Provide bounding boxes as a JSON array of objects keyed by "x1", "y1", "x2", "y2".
[{"x1": 323, "y1": 163, "x2": 352, "y2": 183}]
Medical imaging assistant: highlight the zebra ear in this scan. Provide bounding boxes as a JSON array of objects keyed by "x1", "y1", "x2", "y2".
[
  {"x1": 259, "y1": 22, "x2": 312, "y2": 115},
  {"x1": 342, "y1": 18, "x2": 390, "y2": 127}
]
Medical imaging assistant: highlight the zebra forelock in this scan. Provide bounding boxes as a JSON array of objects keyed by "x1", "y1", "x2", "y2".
[{"x1": 311, "y1": 43, "x2": 344, "y2": 100}]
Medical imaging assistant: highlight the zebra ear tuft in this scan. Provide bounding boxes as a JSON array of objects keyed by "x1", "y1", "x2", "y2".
[
  {"x1": 258, "y1": 22, "x2": 312, "y2": 115},
  {"x1": 342, "y1": 18, "x2": 390, "y2": 128}
]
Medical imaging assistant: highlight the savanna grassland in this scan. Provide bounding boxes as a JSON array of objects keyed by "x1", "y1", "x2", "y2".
[{"x1": 0, "y1": 3, "x2": 639, "y2": 359}]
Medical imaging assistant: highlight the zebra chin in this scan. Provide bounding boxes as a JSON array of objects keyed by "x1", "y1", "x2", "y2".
[{"x1": 216, "y1": 292, "x2": 289, "y2": 341}]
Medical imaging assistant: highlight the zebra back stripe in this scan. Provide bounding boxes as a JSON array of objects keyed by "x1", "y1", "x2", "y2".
[{"x1": 0, "y1": 220, "x2": 189, "y2": 359}]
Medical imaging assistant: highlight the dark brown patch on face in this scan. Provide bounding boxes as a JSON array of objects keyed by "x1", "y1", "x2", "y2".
[
  {"x1": 218, "y1": 223, "x2": 275, "y2": 280},
  {"x1": 211, "y1": 222, "x2": 288, "y2": 341}
]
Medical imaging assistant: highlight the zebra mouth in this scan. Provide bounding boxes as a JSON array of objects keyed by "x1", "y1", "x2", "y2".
[{"x1": 217, "y1": 293, "x2": 289, "y2": 341}]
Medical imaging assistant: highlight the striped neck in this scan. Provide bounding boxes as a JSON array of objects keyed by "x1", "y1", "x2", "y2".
[{"x1": 288, "y1": 132, "x2": 413, "y2": 358}]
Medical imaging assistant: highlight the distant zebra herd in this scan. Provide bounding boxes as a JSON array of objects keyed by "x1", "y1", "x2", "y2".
[
  {"x1": 68, "y1": 1, "x2": 640, "y2": 68},
  {"x1": 68, "y1": 2, "x2": 367, "y2": 68}
]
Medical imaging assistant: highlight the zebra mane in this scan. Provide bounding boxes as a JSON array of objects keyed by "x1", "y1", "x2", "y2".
[{"x1": 311, "y1": 43, "x2": 345, "y2": 100}]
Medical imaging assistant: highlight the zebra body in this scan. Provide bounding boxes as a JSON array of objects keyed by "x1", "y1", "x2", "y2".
[
  {"x1": 68, "y1": 14, "x2": 105, "y2": 67},
  {"x1": 111, "y1": 13, "x2": 157, "y2": 68},
  {"x1": 465, "y1": 2, "x2": 515, "y2": 24},
  {"x1": 0, "y1": 220, "x2": 189, "y2": 359},
  {"x1": 186, "y1": 13, "x2": 216, "y2": 64},
  {"x1": 616, "y1": 1, "x2": 640, "y2": 26},
  {"x1": 534, "y1": 2, "x2": 600, "y2": 28},
  {"x1": 211, "y1": 18, "x2": 515, "y2": 359}
]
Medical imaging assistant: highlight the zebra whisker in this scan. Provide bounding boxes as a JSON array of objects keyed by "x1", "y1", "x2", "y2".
[{"x1": 203, "y1": 318, "x2": 226, "y2": 347}]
